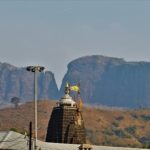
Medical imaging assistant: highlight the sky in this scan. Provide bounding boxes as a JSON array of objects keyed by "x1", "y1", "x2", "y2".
[{"x1": 0, "y1": 0, "x2": 150, "y2": 87}]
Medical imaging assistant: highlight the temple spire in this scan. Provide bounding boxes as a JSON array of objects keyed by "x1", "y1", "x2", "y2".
[{"x1": 65, "y1": 82, "x2": 70, "y2": 95}]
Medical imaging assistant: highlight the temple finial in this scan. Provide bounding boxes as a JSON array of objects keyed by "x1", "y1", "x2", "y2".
[{"x1": 65, "y1": 81, "x2": 70, "y2": 95}]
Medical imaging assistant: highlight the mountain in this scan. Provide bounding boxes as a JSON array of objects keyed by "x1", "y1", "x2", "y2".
[
  {"x1": 1, "y1": 55, "x2": 150, "y2": 108},
  {"x1": 0, "y1": 63, "x2": 58, "y2": 104},
  {"x1": 60, "y1": 55, "x2": 150, "y2": 108}
]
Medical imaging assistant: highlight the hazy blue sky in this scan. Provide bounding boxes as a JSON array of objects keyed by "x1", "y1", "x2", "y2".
[{"x1": 0, "y1": 1, "x2": 150, "y2": 87}]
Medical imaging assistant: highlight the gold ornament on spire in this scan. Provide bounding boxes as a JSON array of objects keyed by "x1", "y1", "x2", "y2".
[{"x1": 65, "y1": 82, "x2": 70, "y2": 95}]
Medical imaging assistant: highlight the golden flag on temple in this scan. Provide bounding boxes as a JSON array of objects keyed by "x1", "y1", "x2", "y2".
[{"x1": 70, "y1": 85, "x2": 80, "y2": 92}]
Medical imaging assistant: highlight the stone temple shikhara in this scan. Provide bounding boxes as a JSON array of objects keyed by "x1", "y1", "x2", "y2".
[{"x1": 46, "y1": 82, "x2": 86, "y2": 144}]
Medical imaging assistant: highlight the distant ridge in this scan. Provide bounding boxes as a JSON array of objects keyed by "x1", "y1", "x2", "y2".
[
  {"x1": 60, "y1": 55, "x2": 150, "y2": 108},
  {"x1": 0, "y1": 62, "x2": 58, "y2": 104},
  {"x1": 1, "y1": 55, "x2": 150, "y2": 108}
]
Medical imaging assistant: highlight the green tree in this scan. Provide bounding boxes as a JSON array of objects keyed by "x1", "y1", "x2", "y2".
[{"x1": 11, "y1": 97, "x2": 20, "y2": 108}]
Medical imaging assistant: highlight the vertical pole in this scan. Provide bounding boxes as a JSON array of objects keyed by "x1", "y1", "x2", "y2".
[
  {"x1": 29, "y1": 121, "x2": 32, "y2": 150},
  {"x1": 26, "y1": 66, "x2": 44, "y2": 150},
  {"x1": 34, "y1": 70, "x2": 38, "y2": 150}
]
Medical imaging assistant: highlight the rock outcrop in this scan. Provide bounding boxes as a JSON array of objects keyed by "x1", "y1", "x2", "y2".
[
  {"x1": 60, "y1": 55, "x2": 150, "y2": 108},
  {"x1": 0, "y1": 63, "x2": 58, "y2": 104}
]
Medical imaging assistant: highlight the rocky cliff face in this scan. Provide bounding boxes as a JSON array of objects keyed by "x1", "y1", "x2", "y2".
[
  {"x1": 60, "y1": 55, "x2": 150, "y2": 108},
  {"x1": 1, "y1": 55, "x2": 150, "y2": 108},
  {"x1": 0, "y1": 63, "x2": 58, "y2": 104}
]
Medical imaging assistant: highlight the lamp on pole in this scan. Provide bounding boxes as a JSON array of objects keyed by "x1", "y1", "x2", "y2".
[{"x1": 26, "y1": 66, "x2": 45, "y2": 150}]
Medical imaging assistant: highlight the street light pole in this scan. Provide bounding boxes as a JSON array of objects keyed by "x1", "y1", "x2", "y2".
[
  {"x1": 26, "y1": 66, "x2": 45, "y2": 150},
  {"x1": 34, "y1": 69, "x2": 38, "y2": 150}
]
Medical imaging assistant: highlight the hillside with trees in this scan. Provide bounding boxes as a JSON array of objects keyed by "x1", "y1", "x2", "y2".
[{"x1": 0, "y1": 100, "x2": 150, "y2": 148}]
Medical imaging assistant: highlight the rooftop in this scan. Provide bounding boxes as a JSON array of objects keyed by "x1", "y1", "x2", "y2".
[{"x1": 0, "y1": 131, "x2": 146, "y2": 150}]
